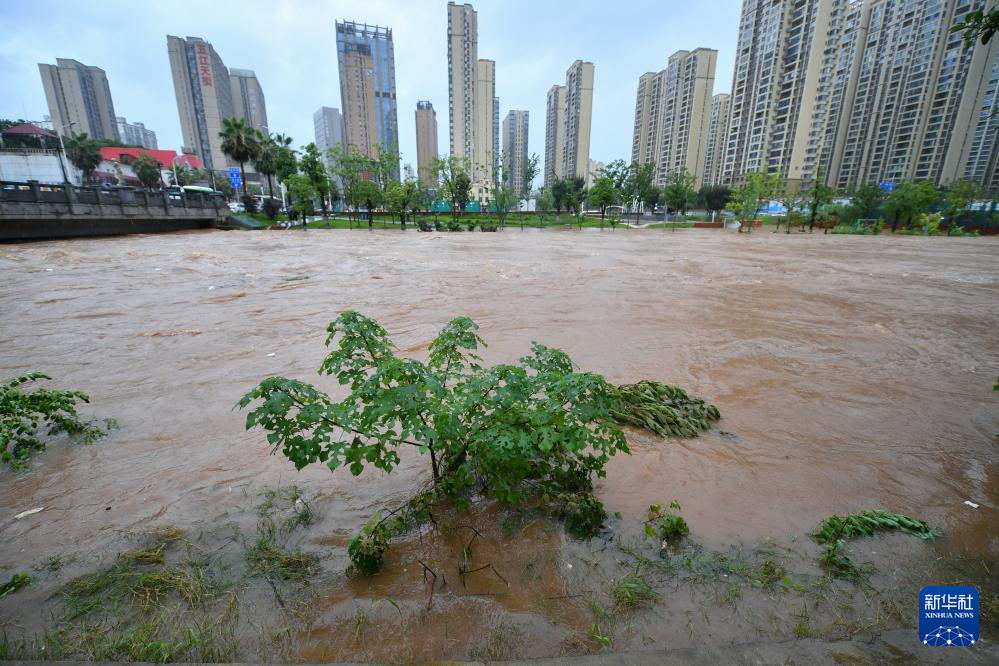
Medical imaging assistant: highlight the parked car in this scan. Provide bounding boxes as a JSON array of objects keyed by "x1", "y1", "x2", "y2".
[{"x1": 227, "y1": 201, "x2": 245, "y2": 213}]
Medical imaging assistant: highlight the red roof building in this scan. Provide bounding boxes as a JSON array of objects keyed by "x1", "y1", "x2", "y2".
[
  {"x1": 1, "y1": 122, "x2": 56, "y2": 138},
  {"x1": 98, "y1": 147, "x2": 201, "y2": 169}
]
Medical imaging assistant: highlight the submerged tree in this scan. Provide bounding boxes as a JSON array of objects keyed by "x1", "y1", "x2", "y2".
[
  {"x1": 240, "y1": 314, "x2": 721, "y2": 576},
  {"x1": 240, "y1": 313, "x2": 632, "y2": 574},
  {"x1": 2, "y1": 372, "x2": 114, "y2": 470}
]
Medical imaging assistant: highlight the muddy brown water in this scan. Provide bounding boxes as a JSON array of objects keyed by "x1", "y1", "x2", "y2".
[{"x1": 1, "y1": 228, "x2": 997, "y2": 661}]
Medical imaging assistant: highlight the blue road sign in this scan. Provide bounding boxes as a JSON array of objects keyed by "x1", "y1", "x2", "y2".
[
  {"x1": 880, "y1": 181, "x2": 894, "y2": 192},
  {"x1": 229, "y1": 167, "x2": 242, "y2": 189}
]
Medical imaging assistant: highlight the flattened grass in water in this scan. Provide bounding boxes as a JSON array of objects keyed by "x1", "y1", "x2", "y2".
[
  {"x1": 811, "y1": 510, "x2": 939, "y2": 579},
  {"x1": 0, "y1": 525, "x2": 240, "y2": 664},
  {"x1": 610, "y1": 380, "x2": 720, "y2": 438},
  {"x1": 246, "y1": 537, "x2": 319, "y2": 581},
  {"x1": 246, "y1": 485, "x2": 320, "y2": 581}
]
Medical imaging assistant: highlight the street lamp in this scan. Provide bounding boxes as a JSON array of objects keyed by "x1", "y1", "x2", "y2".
[
  {"x1": 171, "y1": 154, "x2": 186, "y2": 188},
  {"x1": 56, "y1": 121, "x2": 76, "y2": 187}
]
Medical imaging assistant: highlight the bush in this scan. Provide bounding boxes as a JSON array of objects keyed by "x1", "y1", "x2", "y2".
[
  {"x1": 560, "y1": 493, "x2": 607, "y2": 538},
  {"x1": 239, "y1": 313, "x2": 629, "y2": 574},
  {"x1": 346, "y1": 515, "x2": 390, "y2": 576},
  {"x1": 2, "y1": 372, "x2": 114, "y2": 470},
  {"x1": 830, "y1": 220, "x2": 882, "y2": 235},
  {"x1": 645, "y1": 500, "x2": 689, "y2": 543}
]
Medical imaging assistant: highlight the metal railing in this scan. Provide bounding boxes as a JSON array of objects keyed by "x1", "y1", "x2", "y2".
[
  {"x1": 0, "y1": 147, "x2": 63, "y2": 156},
  {"x1": 0, "y1": 180, "x2": 227, "y2": 211}
]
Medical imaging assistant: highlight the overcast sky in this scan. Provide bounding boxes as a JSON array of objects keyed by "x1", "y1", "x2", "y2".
[{"x1": 2, "y1": 0, "x2": 741, "y2": 176}]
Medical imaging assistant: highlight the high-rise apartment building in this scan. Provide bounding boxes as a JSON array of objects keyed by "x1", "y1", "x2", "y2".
[
  {"x1": 115, "y1": 117, "x2": 158, "y2": 149},
  {"x1": 336, "y1": 20, "x2": 398, "y2": 166},
  {"x1": 313, "y1": 106, "x2": 345, "y2": 170},
  {"x1": 447, "y1": 2, "x2": 497, "y2": 199},
  {"x1": 167, "y1": 35, "x2": 235, "y2": 171},
  {"x1": 229, "y1": 69, "x2": 269, "y2": 134},
  {"x1": 831, "y1": 0, "x2": 999, "y2": 188},
  {"x1": 655, "y1": 49, "x2": 717, "y2": 187},
  {"x1": 722, "y1": 0, "x2": 859, "y2": 187},
  {"x1": 448, "y1": 2, "x2": 478, "y2": 163},
  {"x1": 722, "y1": 0, "x2": 999, "y2": 189},
  {"x1": 562, "y1": 60, "x2": 595, "y2": 183},
  {"x1": 502, "y1": 110, "x2": 529, "y2": 195},
  {"x1": 947, "y1": 34, "x2": 999, "y2": 188},
  {"x1": 38, "y1": 58, "x2": 119, "y2": 141},
  {"x1": 415, "y1": 101, "x2": 439, "y2": 188},
  {"x1": 587, "y1": 159, "x2": 605, "y2": 188},
  {"x1": 631, "y1": 71, "x2": 663, "y2": 165},
  {"x1": 473, "y1": 59, "x2": 496, "y2": 183},
  {"x1": 701, "y1": 93, "x2": 730, "y2": 186},
  {"x1": 544, "y1": 85, "x2": 566, "y2": 187}
]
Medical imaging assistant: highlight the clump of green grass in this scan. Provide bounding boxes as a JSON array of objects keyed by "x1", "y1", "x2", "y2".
[
  {"x1": 811, "y1": 510, "x2": 939, "y2": 578},
  {"x1": 756, "y1": 559, "x2": 786, "y2": 587},
  {"x1": 0, "y1": 573, "x2": 30, "y2": 598},
  {"x1": 610, "y1": 380, "x2": 720, "y2": 438},
  {"x1": 793, "y1": 602, "x2": 816, "y2": 638},
  {"x1": 611, "y1": 566, "x2": 660, "y2": 609}
]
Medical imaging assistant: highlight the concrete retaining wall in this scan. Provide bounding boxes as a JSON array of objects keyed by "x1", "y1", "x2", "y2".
[{"x1": 1, "y1": 180, "x2": 230, "y2": 241}]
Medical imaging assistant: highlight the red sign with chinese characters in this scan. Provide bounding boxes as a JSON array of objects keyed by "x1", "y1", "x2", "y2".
[{"x1": 195, "y1": 42, "x2": 212, "y2": 87}]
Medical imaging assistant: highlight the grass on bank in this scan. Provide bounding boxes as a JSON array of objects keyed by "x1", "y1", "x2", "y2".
[{"x1": 0, "y1": 487, "x2": 323, "y2": 664}]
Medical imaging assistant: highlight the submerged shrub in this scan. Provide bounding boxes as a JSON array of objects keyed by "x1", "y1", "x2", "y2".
[
  {"x1": 646, "y1": 500, "x2": 689, "y2": 543},
  {"x1": 240, "y1": 312, "x2": 630, "y2": 574},
  {"x1": 1, "y1": 372, "x2": 114, "y2": 470}
]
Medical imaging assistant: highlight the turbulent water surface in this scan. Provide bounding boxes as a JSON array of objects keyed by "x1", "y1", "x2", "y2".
[{"x1": 1, "y1": 228, "x2": 997, "y2": 661}]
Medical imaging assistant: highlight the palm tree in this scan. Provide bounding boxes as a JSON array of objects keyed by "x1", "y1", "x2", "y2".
[
  {"x1": 64, "y1": 133, "x2": 101, "y2": 185},
  {"x1": 131, "y1": 152, "x2": 163, "y2": 189},
  {"x1": 253, "y1": 132, "x2": 277, "y2": 199},
  {"x1": 219, "y1": 118, "x2": 260, "y2": 199}
]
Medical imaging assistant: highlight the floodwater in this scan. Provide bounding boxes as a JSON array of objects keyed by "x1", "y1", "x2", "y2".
[{"x1": 1, "y1": 228, "x2": 998, "y2": 661}]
